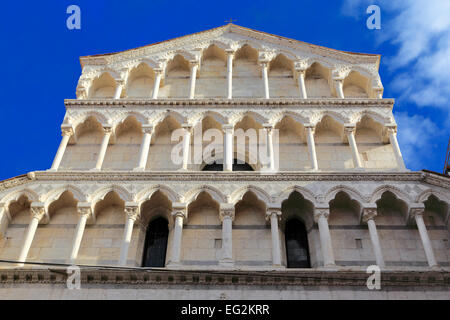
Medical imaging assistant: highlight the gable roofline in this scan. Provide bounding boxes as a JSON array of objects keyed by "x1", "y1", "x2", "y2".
[{"x1": 79, "y1": 23, "x2": 381, "y2": 69}]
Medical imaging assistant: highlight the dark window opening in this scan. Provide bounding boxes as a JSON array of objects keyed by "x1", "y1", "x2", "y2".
[
  {"x1": 202, "y1": 159, "x2": 254, "y2": 171},
  {"x1": 142, "y1": 217, "x2": 169, "y2": 267},
  {"x1": 285, "y1": 219, "x2": 311, "y2": 268}
]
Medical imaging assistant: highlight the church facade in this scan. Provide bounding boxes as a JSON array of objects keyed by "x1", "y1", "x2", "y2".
[{"x1": 0, "y1": 24, "x2": 449, "y2": 299}]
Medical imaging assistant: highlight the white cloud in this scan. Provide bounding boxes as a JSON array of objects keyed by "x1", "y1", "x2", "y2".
[
  {"x1": 342, "y1": 0, "x2": 450, "y2": 109},
  {"x1": 394, "y1": 112, "x2": 441, "y2": 170}
]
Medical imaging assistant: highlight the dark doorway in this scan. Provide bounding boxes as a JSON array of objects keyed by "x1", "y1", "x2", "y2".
[
  {"x1": 285, "y1": 219, "x2": 311, "y2": 268},
  {"x1": 202, "y1": 159, "x2": 254, "y2": 171},
  {"x1": 142, "y1": 217, "x2": 169, "y2": 267}
]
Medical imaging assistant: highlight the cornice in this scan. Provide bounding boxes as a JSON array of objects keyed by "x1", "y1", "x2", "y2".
[
  {"x1": 0, "y1": 268, "x2": 448, "y2": 287},
  {"x1": 80, "y1": 24, "x2": 380, "y2": 68},
  {"x1": 33, "y1": 170, "x2": 423, "y2": 183},
  {"x1": 64, "y1": 98, "x2": 395, "y2": 109},
  {"x1": 0, "y1": 174, "x2": 32, "y2": 192}
]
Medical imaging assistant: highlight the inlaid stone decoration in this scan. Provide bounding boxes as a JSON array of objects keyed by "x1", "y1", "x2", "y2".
[{"x1": 0, "y1": 24, "x2": 449, "y2": 300}]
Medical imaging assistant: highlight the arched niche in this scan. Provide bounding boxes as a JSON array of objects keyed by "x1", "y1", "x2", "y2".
[
  {"x1": 183, "y1": 191, "x2": 221, "y2": 263},
  {"x1": 355, "y1": 116, "x2": 396, "y2": 170},
  {"x1": 343, "y1": 71, "x2": 369, "y2": 98},
  {"x1": 126, "y1": 63, "x2": 155, "y2": 98},
  {"x1": 268, "y1": 54, "x2": 297, "y2": 97},
  {"x1": 158, "y1": 54, "x2": 190, "y2": 98},
  {"x1": 103, "y1": 117, "x2": 143, "y2": 170},
  {"x1": 61, "y1": 116, "x2": 104, "y2": 170},
  {"x1": 274, "y1": 116, "x2": 308, "y2": 171},
  {"x1": 196, "y1": 45, "x2": 227, "y2": 98},
  {"x1": 314, "y1": 115, "x2": 352, "y2": 170},
  {"x1": 147, "y1": 116, "x2": 183, "y2": 171},
  {"x1": 89, "y1": 73, "x2": 117, "y2": 99},
  {"x1": 280, "y1": 191, "x2": 316, "y2": 267},
  {"x1": 305, "y1": 63, "x2": 333, "y2": 98},
  {"x1": 232, "y1": 45, "x2": 263, "y2": 98},
  {"x1": 233, "y1": 191, "x2": 270, "y2": 265}
]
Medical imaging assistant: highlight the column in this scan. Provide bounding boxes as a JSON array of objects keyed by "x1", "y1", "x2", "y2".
[
  {"x1": 334, "y1": 78, "x2": 344, "y2": 99},
  {"x1": 387, "y1": 127, "x2": 406, "y2": 170},
  {"x1": 219, "y1": 206, "x2": 235, "y2": 265},
  {"x1": 260, "y1": 61, "x2": 270, "y2": 99},
  {"x1": 169, "y1": 206, "x2": 186, "y2": 265},
  {"x1": 374, "y1": 88, "x2": 383, "y2": 99},
  {"x1": 50, "y1": 126, "x2": 73, "y2": 171},
  {"x1": 223, "y1": 124, "x2": 234, "y2": 172},
  {"x1": 296, "y1": 69, "x2": 307, "y2": 99},
  {"x1": 265, "y1": 125, "x2": 275, "y2": 171},
  {"x1": 93, "y1": 126, "x2": 112, "y2": 170},
  {"x1": 411, "y1": 207, "x2": 438, "y2": 268},
  {"x1": 266, "y1": 209, "x2": 282, "y2": 266},
  {"x1": 152, "y1": 69, "x2": 163, "y2": 99},
  {"x1": 119, "y1": 204, "x2": 139, "y2": 266},
  {"x1": 0, "y1": 204, "x2": 10, "y2": 238},
  {"x1": 226, "y1": 50, "x2": 235, "y2": 99},
  {"x1": 362, "y1": 207, "x2": 385, "y2": 268},
  {"x1": 314, "y1": 207, "x2": 335, "y2": 267},
  {"x1": 134, "y1": 125, "x2": 153, "y2": 171},
  {"x1": 18, "y1": 203, "x2": 46, "y2": 265},
  {"x1": 181, "y1": 124, "x2": 192, "y2": 170},
  {"x1": 69, "y1": 205, "x2": 91, "y2": 264},
  {"x1": 114, "y1": 82, "x2": 123, "y2": 99},
  {"x1": 305, "y1": 125, "x2": 319, "y2": 171},
  {"x1": 189, "y1": 61, "x2": 199, "y2": 99},
  {"x1": 345, "y1": 126, "x2": 363, "y2": 169}
]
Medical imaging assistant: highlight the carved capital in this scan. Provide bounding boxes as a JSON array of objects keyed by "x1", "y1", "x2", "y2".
[
  {"x1": 181, "y1": 123, "x2": 193, "y2": 133},
  {"x1": 124, "y1": 206, "x2": 139, "y2": 221},
  {"x1": 410, "y1": 207, "x2": 425, "y2": 219},
  {"x1": 344, "y1": 126, "x2": 356, "y2": 135},
  {"x1": 77, "y1": 206, "x2": 92, "y2": 217},
  {"x1": 265, "y1": 209, "x2": 282, "y2": 221},
  {"x1": 387, "y1": 126, "x2": 397, "y2": 135},
  {"x1": 313, "y1": 208, "x2": 329, "y2": 222},
  {"x1": 362, "y1": 208, "x2": 377, "y2": 222},
  {"x1": 30, "y1": 206, "x2": 46, "y2": 221},
  {"x1": 219, "y1": 205, "x2": 235, "y2": 222},
  {"x1": 103, "y1": 126, "x2": 113, "y2": 135},
  {"x1": 222, "y1": 124, "x2": 234, "y2": 134},
  {"x1": 61, "y1": 126, "x2": 74, "y2": 137},
  {"x1": 142, "y1": 125, "x2": 154, "y2": 135}
]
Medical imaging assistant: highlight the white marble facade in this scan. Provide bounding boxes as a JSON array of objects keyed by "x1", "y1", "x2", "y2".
[{"x1": 0, "y1": 24, "x2": 449, "y2": 299}]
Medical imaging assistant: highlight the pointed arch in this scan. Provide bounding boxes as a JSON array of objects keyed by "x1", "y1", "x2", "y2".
[
  {"x1": 324, "y1": 185, "x2": 366, "y2": 203},
  {"x1": 90, "y1": 185, "x2": 132, "y2": 203},
  {"x1": 230, "y1": 185, "x2": 271, "y2": 205},
  {"x1": 73, "y1": 112, "x2": 109, "y2": 128},
  {"x1": 271, "y1": 110, "x2": 309, "y2": 127},
  {"x1": 88, "y1": 72, "x2": 118, "y2": 99},
  {"x1": 136, "y1": 185, "x2": 180, "y2": 204},
  {"x1": 312, "y1": 111, "x2": 347, "y2": 126},
  {"x1": 190, "y1": 111, "x2": 228, "y2": 126},
  {"x1": 114, "y1": 112, "x2": 147, "y2": 128},
  {"x1": 370, "y1": 185, "x2": 413, "y2": 203},
  {"x1": 153, "y1": 110, "x2": 186, "y2": 127},
  {"x1": 230, "y1": 111, "x2": 268, "y2": 126},
  {"x1": 1, "y1": 188, "x2": 39, "y2": 205},
  {"x1": 43, "y1": 185, "x2": 86, "y2": 208},
  {"x1": 416, "y1": 189, "x2": 450, "y2": 204},
  {"x1": 184, "y1": 185, "x2": 227, "y2": 205},
  {"x1": 276, "y1": 186, "x2": 316, "y2": 206}
]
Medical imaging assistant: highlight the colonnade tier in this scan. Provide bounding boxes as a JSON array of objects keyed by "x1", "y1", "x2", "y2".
[
  {"x1": 1, "y1": 190, "x2": 445, "y2": 269},
  {"x1": 49, "y1": 119, "x2": 405, "y2": 172},
  {"x1": 80, "y1": 43, "x2": 383, "y2": 100}
]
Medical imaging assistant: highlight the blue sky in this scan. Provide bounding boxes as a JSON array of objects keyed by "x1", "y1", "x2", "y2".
[{"x1": 0, "y1": 0, "x2": 448, "y2": 180}]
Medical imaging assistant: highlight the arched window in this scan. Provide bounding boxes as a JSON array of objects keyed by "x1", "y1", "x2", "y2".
[
  {"x1": 142, "y1": 217, "x2": 169, "y2": 267},
  {"x1": 202, "y1": 159, "x2": 254, "y2": 171},
  {"x1": 285, "y1": 219, "x2": 311, "y2": 268}
]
